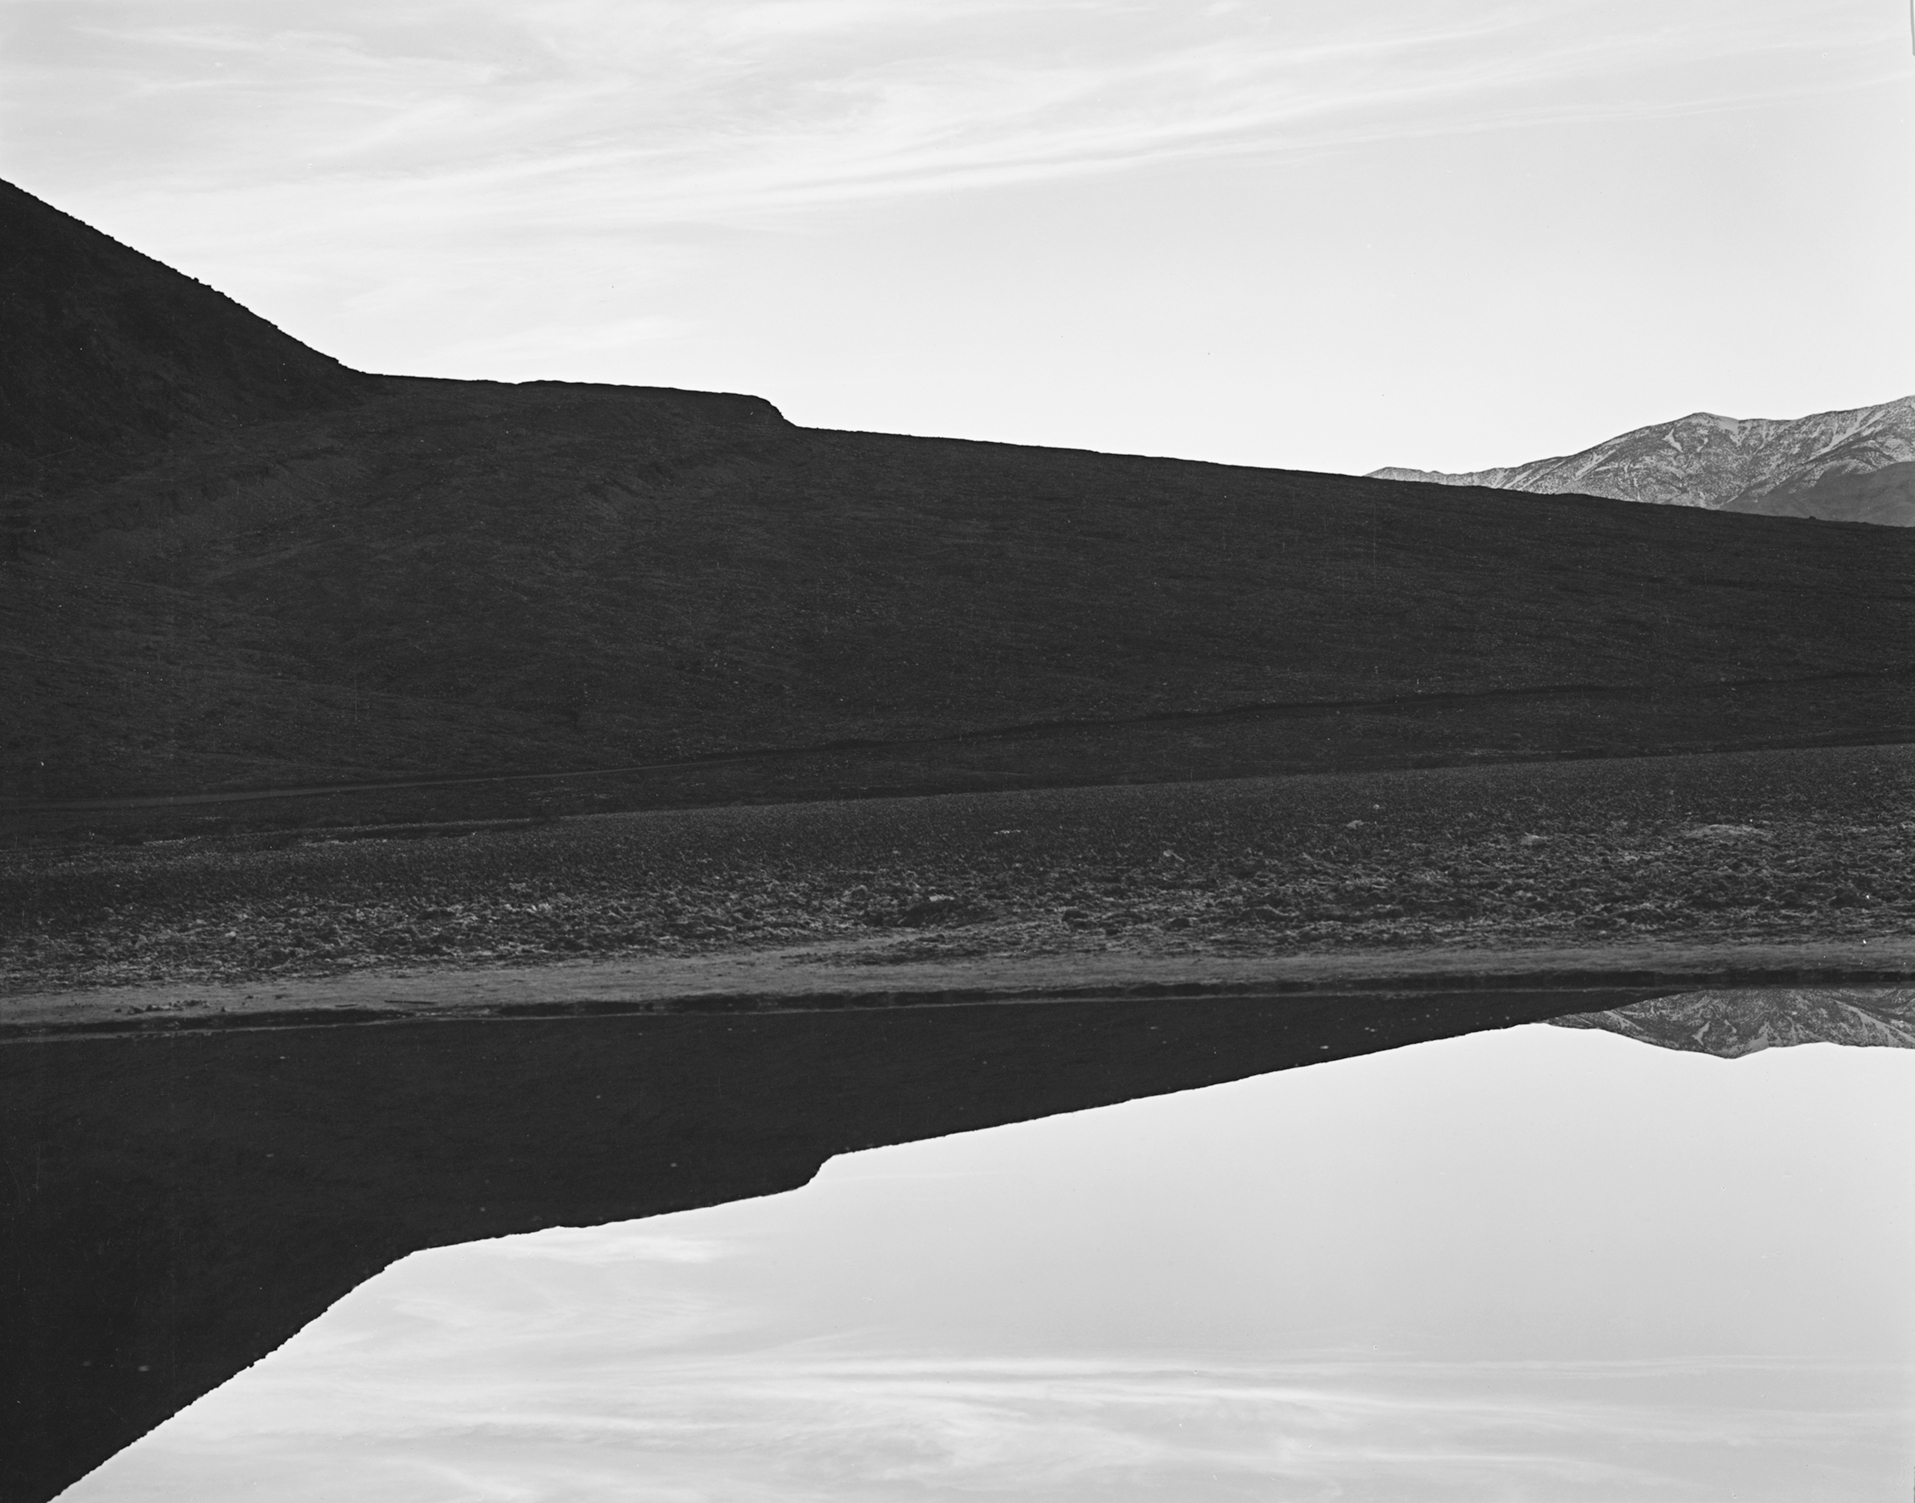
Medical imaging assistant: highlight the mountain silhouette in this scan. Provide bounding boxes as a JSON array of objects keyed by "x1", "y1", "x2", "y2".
[
  {"x1": 0, "y1": 178, "x2": 367, "y2": 493},
  {"x1": 7, "y1": 178, "x2": 1915, "y2": 813},
  {"x1": 2, "y1": 982, "x2": 1669, "y2": 1503},
  {"x1": 1371, "y1": 397, "x2": 1915, "y2": 524}
]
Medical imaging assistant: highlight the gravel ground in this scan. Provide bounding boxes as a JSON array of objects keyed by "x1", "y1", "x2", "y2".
[{"x1": 5, "y1": 743, "x2": 1913, "y2": 995}]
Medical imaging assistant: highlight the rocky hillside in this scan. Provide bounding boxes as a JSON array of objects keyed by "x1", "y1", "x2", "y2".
[
  {"x1": 1550, "y1": 987, "x2": 1915, "y2": 1056},
  {"x1": 0, "y1": 179, "x2": 368, "y2": 497},
  {"x1": 9, "y1": 175, "x2": 1915, "y2": 810},
  {"x1": 1746, "y1": 458, "x2": 1915, "y2": 527},
  {"x1": 1373, "y1": 397, "x2": 1915, "y2": 524}
]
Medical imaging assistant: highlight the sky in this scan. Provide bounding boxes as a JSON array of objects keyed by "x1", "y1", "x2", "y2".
[
  {"x1": 3, "y1": 0, "x2": 1912, "y2": 474},
  {"x1": 66, "y1": 1024, "x2": 1915, "y2": 1501}
]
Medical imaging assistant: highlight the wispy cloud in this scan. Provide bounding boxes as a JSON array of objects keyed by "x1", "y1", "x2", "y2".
[
  {"x1": 66, "y1": 1022, "x2": 1915, "y2": 1501},
  {"x1": 8, "y1": 0, "x2": 1900, "y2": 225},
  {"x1": 80, "y1": 1349, "x2": 1909, "y2": 1502},
  {"x1": 4, "y1": 0, "x2": 1902, "y2": 387}
]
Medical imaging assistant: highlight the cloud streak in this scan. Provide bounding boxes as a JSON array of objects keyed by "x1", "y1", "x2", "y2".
[
  {"x1": 9, "y1": 0, "x2": 1902, "y2": 227},
  {"x1": 79, "y1": 1349, "x2": 1910, "y2": 1502},
  {"x1": 6, "y1": 0, "x2": 1905, "y2": 396},
  {"x1": 65, "y1": 1026, "x2": 1915, "y2": 1501}
]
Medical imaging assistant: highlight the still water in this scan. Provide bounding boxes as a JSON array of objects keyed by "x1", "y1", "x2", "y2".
[{"x1": 64, "y1": 1024, "x2": 1915, "y2": 1501}]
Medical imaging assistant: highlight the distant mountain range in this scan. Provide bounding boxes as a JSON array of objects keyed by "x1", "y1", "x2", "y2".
[
  {"x1": 1373, "y1": 399, "x2": 1915, "y2": 526},
  {"x1": 1550, "y1": 988, "x2": 1915, "y2": 1057}
]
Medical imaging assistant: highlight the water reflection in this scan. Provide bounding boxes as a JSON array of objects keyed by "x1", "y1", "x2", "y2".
[
  {"x1": 65, "y1": 1026, "x2": 1915, "y2": 1501},
  {"x1": 1554, "y1": 986, "x2": 1915, "y2": 1055}
]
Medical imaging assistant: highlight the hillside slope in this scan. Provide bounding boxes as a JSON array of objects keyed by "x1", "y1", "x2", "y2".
[
  {"x1": 0, "y1": 179, "x2": 368, "y2": 494},
  {"x1": 1371, "y1": 396, "x2": 1915, "y2": 520},
  {"x1": 1733, "y1": 458, "x2": 1915, "y2": 526},
  {"x1": 6, "y1": 179, "x2": 1915, "y2": 807}
]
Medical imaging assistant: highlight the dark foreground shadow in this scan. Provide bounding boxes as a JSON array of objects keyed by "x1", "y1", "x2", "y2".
[{"x1": 1, "y1": 984, "x2": 1665, "y2": 1501}]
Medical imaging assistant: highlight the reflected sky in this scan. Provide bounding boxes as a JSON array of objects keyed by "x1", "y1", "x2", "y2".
[{"x1": 67, "y1": 1025, "x2": 1915, "y2": 1500}]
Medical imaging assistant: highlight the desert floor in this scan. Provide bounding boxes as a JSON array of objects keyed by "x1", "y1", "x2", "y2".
[{"x1": 7, "y1": 740, "x2": 1913, "y2": 1025}]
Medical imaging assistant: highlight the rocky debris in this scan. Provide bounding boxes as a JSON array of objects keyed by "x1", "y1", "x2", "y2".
[{"x1": 5, "y1": 744, "x2": 1915, "y2": 995}]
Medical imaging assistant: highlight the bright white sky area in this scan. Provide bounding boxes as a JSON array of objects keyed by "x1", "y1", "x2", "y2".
[
  {"x1": 66, "y1": 1026, "x2": 1915, "y2": 1502},
  {"x1": 3, "y1": 0, "x2": 1912, "y2": 474}
]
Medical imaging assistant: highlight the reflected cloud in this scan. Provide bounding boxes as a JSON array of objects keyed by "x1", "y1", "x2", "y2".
[
  {"x1": 76, "y1": 1349, "x2": 1906, "y2": 1501},
  {"x1": 68, "y1": 1025, "x2": 1915, "y2": 1501},
  {"x1": 496, "y1": 1228, "x2": 743, "y2": 1265}
]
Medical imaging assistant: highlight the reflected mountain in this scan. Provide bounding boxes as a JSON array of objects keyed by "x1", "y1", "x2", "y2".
[
  {"x1": 5, "y1": 983, "x2": 1667, "y2": 1503},
  {"x1": 1551, "y1": 987, "x2": 1915, "y2": 1056}
]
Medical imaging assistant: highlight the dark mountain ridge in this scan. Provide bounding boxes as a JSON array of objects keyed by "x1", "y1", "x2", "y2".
[
  {"x1": 6, "y1": 177, "x2": 1915, "y2": 815},
  {"x1": 0, "y1": 178, "x2": 368, "y2": 493}
]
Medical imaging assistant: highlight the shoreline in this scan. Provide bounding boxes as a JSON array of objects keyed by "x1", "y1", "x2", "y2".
[{"x1": 10, "y1": 934, "x2": 1915, "y2": 1041}]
